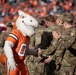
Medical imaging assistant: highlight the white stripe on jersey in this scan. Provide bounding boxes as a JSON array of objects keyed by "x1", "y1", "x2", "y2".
[{"x1": 9, "y1": 34, "x2": 18, "y2": 41}]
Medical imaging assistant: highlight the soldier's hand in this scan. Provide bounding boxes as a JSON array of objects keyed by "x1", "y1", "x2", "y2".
[
  {"x1": 38, "y1": 48, "x2": 42, "y2": 57},
  {"x1": 44, "y1": 56, "x2": 53, "y2": 63},
  {"x1": 53, "y1": 31, "x2": 61, "y2": 40}
]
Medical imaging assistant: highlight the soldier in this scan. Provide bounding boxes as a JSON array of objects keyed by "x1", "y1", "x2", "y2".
[
  {"x1": 26, "y1": 14, "x2": 55, "y2": 75},
  {"x1": 0, "y1": 22, "x2": 13, "y2": 75},
  {"x1": 41, "y1": 13, "x2": 66, "y2": 75},
  {"x1": 0, "y1": 27, "x2": 3, "y2": 53},
  {"x1": 26, "y1": 16, "x2": 45, "y2": 75},
  {"x1": 40, "y1": 13, "x2": 76, "y2": 75},
  {"x1": 57, "y1": 13, "x2": 76, "y2": 75},
  {"x1": 0, "y1": 27, "x2": 5, "y2": 75},
  {"x1": 35, "y1": 14, "x2": 65, "y2": 75},
  {"x1": 0, "y1": 22, "x2": 13, "y2": 47}
]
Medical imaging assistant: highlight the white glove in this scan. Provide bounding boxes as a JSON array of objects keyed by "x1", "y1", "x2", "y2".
[{"x1": 7, "y1": 58, "x2": 17, "y2": 70}]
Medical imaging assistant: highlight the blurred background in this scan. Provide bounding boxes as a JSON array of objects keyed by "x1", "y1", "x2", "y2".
[{"x1": 0, "y1": 0, "x2": 76, "y2": 31}]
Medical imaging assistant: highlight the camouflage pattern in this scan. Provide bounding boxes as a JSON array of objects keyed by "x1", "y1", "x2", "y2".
[
  {"x1": 55, "y1": 27, "x2": 76, "y2": 75},
  {"x1": 44, "y1": 24, "x2": 58, "y2": 32},
  {"x1": 0, "y1": 32, "x2": 5, "y2": 75},
  {"x1": 70, "y1": 29, "x2": 76, "y2": 50},
  {"x1": 26, "y1": 25, "x2": 46, "y2": 75},
  {"x1": 55, "y1": 13, "x2": 76, "y2": 75},
  {"x1": 42, "y1": 25, "x2": 76, "y2": 55},
  {"x1": 26, "y1": 13, "x2": 76, "y2": 75},
  {"x1": 57, "y1": 28, "x2": 76, "y2": 75},
  {"x1": 0, "y1": 23, "x2": 13, "y2": 75},
  {"x1": 42, "y1": 24, "x2": 76, "y2": 75},
  {"x1": 64, "y1": 13, "x2": 74, "y2": 21},
  {"x1": 35, "y1": 26, "x2": 45, "y2": 47},
  {"x1": 57, "y1": 49, "x2": 76, "y2": 75}
]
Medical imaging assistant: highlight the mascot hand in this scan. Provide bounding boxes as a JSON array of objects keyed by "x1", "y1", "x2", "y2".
[{"x1": 8, "y1": 58, "x2": 17, "y2": 70}]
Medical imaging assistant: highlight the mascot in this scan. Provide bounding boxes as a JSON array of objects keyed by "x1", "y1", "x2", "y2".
[{"x1": 4, "y1": 10, "x2": 40, "y2": 75}]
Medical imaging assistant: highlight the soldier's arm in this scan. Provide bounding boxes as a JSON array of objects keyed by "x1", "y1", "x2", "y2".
[
  {"x1": 53, "y1": 44, "x2": 65, "y2": 63},
  {"x1": 42, "y1": 38, "x2": 58, "y2": 55},
  {"x1": 52, "y1": 34, "x2": 75, "y2": 65},
  {"x1": 44, "y1": 25, "x2": 57, "y2": 32},
  {"x1": 71, "y1": 40, "x2": 76, "y2": 49},
  {"x1": 61, "y1": 28, "x2": 76, "y2": 48},
  {"x1": 42, "y1": 30, "x2": 61, "y2": 55},
  {"x1": 36, "y1": 31, "x2": 53, "y2": 49},
  {"x1": 29, "y1": 34, "x2": 35, "y2": 48},
  {"x1": 0, "y1": 33, "x2": 5, "y2": 47}
]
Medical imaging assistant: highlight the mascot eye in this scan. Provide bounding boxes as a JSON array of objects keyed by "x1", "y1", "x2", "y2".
[{"x1": 30, "y1": 20, "x2": 32, "y2": 22}]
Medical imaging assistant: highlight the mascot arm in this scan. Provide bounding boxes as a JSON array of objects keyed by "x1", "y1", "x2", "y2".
[
  {"x1": 4, "y1": 41, "x2": 16, "y2": 70},
  {"x1": 4, "y1": 41, "x2": 14, "y2": 59}
]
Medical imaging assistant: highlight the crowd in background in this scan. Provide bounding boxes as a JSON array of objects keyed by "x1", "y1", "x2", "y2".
[
  {"x1": 0, "y1": 0, "x2": 76, "y2": 75},
  {"x1": 0, "y1": 0, "x2": 76, "y2": 31}
]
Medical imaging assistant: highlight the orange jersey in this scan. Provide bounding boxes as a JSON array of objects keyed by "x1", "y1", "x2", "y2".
[{"x1": 6, "y1": 29, "x2": 30, "y2": 64}]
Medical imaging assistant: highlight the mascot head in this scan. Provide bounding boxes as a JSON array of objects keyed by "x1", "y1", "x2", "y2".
[{"x1": 16, "y1": 10, "x2": 38, "y2": 36}]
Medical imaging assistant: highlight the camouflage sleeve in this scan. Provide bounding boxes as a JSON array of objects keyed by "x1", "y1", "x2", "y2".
[
  {"x1": 53, "y1": 33, "x2": 75, "y2": 64},
  {"x1": 0, "y1": 33, "x2": 5, "y2": 47},
  {"x1": 42, "y1": 39, "x2": 58, "y2": 56},
  {"x1": 54, "y1": 46, "x2": 65, "y2": 64},
  {"x1": 36, "y1": 31, "x2": 53, "y2": 49},
  {"x1": 61, "y1": 31, "x2": 76, "y2": 48},
  {"x1": 72, "y1": 40, "x2": 76, "y2": 49},
  {"x1": 44, "y1": 25, "x2": 57, "y2": 32},
  {"x1": 66, "y1": 36, "x2": 75, "y2": 48},
  {"x1": 62, "y1": 28, "x2": 76, "y2": 48},
  {"x1": 52, "y1": 39, "x2": 66, "y2": 64},
  {"x1": 29, "y1": 35, "x2": 35, "y2": 47},
  {"x1": 71, "y1": 29, "x2": 76, "y2": 49}
]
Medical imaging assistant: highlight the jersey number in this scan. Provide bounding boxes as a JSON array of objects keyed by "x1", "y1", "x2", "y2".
[{"x1": 18, "y1": 44, "x2": 26, "y2": 56}]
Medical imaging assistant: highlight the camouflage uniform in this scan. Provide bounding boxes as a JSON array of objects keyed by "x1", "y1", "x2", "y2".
[
  {"x1": 0, "y1": 27, "x2": 5, "y2": 75},
  {"x1": 0, "y1": 27, "x2": 4, "y2": 53},
  {"x1": 42, "y1": 13, "x2": 76, "y2": 75},
  {"x1": 57, "y1": 18, "x2": 76, "y2": 75},
  {"x1": 42, "y1": 14, "x2": 66, "y2": 75},
  {"x1": 26, "y1": 25, "x2": 46, "y2": 75},
  {"x1": 42, "y1": 26, "x2": 76, "y2": 75},
  {"x1": 53, "y1": 14, "x2": 76, "y2": 75},
  {"x1": 0, "y1": 22, "x2": 13, "y2": 53},
  {"x1": 0, "y1": 22, "x2": 13, "y2": 75},
  {"x1": 26, "y1": 15, "x2": 55, "y2": 75},
  {"x1": 55, "y1": 13, "x2": 76, "y2": 75}
]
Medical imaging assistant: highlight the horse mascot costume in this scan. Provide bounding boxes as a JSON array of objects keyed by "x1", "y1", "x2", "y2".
[{"x1": 4, "y1": 10, "x2": 39, "y2": 75}]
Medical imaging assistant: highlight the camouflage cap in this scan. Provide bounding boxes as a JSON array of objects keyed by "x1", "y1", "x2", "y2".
[
  {"x1": 65, "y1": 13, "x2": 74, "y2": 21},
  {"x1": 44, "y1": 14, "x2": 54, "y2": 22},
  {"x1": 56, "y1": 13, "x2": 65, "y2": 19}
]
